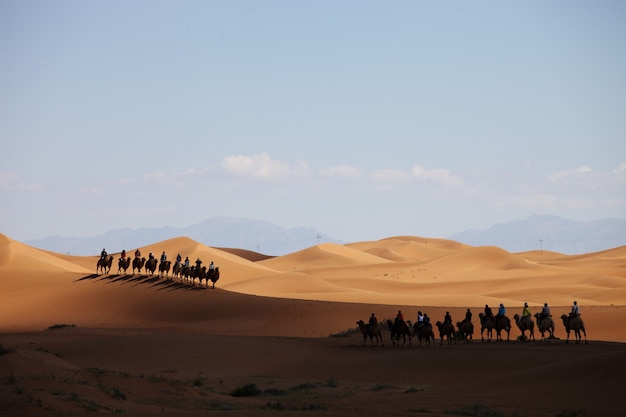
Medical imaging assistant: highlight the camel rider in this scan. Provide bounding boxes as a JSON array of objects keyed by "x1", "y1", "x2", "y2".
[
  {"x1": 184, "y1": 256, "x2": 190, "y2": 268},
  {"x1": 148, "y1": 252, "x2": 155, "y2": 261},
  {"x1": 465, "y1": 308, "x2": 472, "y2": 323},
  {"x1": 484, "y1": 304, "x2": 494, "y2": 318},
  {"x1": 176, "y1": 253, "x2": 182, "y2": 264},
  {"x1": 369, "y1": 313, "x2": 378, "y2": 327},
  {"x1": 570, "y1": 301, "x2": 580, "y2": 318},
  {"x1": 209, "y1": 261, "x2": 215, "y2": 271},
  {"x1": 444, "y1": 311, "x2": 453, "y2": 324},
  {"x1": 100, "y1": 248, "x2": 108, "y2": 263},
  {"x1": 135, "y1": 248, "x2": 141, "y2": 259},
  {"x1": 423, "y1": 313, "x2": 431, "y2": 325},
  {"x1": 160, "y1": 251, "x2": 167, "y2": 263},
  {"x1": 522, "y1": 302, "x2": 531, "y2": 319},
  {"x1": 195, "y1": 258, "x2": 202, "y2": 269},
  {"x1": 395, "y1": 310, "x2": 404, "y2": 325},
  {"x1": 496, "y1": 303, "x2": 506, "y2": 320},
  {"x1": 540, "y1": 303, "x2": 551, "y2": 321},
  {"x1": 120, "y1": 249, "x2": 126, "y2": 260},
  {"x1": 417, "y1": 311, "x2": 424, "y2": 328}
]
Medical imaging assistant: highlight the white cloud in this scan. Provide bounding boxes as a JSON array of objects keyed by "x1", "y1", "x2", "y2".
[
  {"x1": 319, "y1": 165, "x2": 362, "y2": 179},
  {"x1": 547, "y1": 166, "x2": 593, "y2": 183},
  {"x1": 371, "y1": 169, "x2": 410, "y2": 183},
  {"x1": 0, "y1": 172, "x2": 44, "y2": 192},
  {"x1": 220, "y1": 153, "x2": 309, "y2": 180},
  {"x1": 411, "y1": 164, "x2": 463, "y2": 187}
]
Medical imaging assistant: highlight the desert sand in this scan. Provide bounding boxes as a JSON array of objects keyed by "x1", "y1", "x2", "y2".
[{"x1": 1, "y1": 232, "x2": 625, "y2": 416}]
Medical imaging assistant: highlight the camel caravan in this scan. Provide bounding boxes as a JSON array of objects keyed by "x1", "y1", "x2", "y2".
[
  {"x1": 357, "y1": 302, "x2": 588, "y2": 347},
  {"x1": 96, "y1": 248, "x2": 221, "y2": 289}
]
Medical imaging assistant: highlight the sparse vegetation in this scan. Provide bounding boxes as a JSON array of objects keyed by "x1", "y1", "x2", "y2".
[
  {"x1": 372, "y1": 384, "x2": 398, "y2": 391},
  {"x1": 0, "y1": 344, "x2": 14, "y2": 355},
  {"x1": 46, "y1": 323, "x2": 77, "y2": 331},
  {"x1": 444, "y1": 403, "x2": 511, "y2": 417},
  {"x1": 230, "y1": 383, "x2": 262, "y2": 397}
]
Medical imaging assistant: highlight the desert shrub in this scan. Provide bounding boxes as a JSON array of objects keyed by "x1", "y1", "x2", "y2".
[
  {"x1": 290, "y1": 382, "x2": 315, "y2": 391},
  {"x1": 112, "y1": 386, "x2": 127, "y2": 400},
  {"x1": 230, "y1": 383, "x2": 262, "y2": 397},
  {"x1": 444, "y1": 403, "x2": 506, "y2": 417},
  {"x1": 323, "y1": 379, "x2": 338, "y2": 388},
  {"x1": 0, "y1": 345, "x2": 14, "y2": 356},
  {"x1": 371, "y1": 384, "x2": 397, "y2": 391},
  {"x1": 46, "y1": 324, "x2": 76, "y2": 331}
]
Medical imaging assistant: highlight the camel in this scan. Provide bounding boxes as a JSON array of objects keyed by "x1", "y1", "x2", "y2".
[
  {"x1": 145, "y1": 258, "x2": 157, "y2": 276},
  {"x1": 479, "y1": 313, "x2": 495, "y2": 342},
  {"x1": 495, "y1": 315, "x2": 511, "y2": 341},
  {"x1": 435, "y1": 321, "x2": 456, "y2": 345},
  {"x1": 456, "y1": 320, "x2": 474, "y2": 343},
  {"x1": 413, "y1": 322, "x2": 435, "y2": 346},
  {"x1": 208, "y1": 267, "x2": 220, "y2": 289},
  {"x1": 561, "y1": 314, "x2": 588, "y2": 344},
  {"x1": 172, "y1": 262, "x2": 182, "y2": 279},
  {"x1": 386, "y1": 319, "x2": 412, "y2": 346},
  {"x1": 356, "y1": 320, "x2": 383, "y2": 346},
  {"x1": 159, "y1": 260, "x2": 171, "y2": 278},
  {"x1": 534, "y1": 313, "x2": 555, "y2": 341},
  {"x1": 513, "y1": 314, "x2": 535, "y2": 341},
  {"x1": 132, "y1": 257, "x2": 146, "y2": 275},
  {"x1": 96, "y1": 256, "x2": 113, "y2": 275},
  {"x1": 117, "y1": 257, "x2": 131, "y2": 274}
]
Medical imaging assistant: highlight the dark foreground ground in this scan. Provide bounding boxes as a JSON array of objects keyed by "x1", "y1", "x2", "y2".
[{"x1": 1, "y1": 327, "x2": 624, "y2": 417}]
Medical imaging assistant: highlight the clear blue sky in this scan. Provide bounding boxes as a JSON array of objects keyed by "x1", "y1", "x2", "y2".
[{"x1": 1, "y1": 1, "x2": 625, "y2": 243}]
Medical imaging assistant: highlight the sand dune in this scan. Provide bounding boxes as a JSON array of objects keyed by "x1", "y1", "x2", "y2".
[
  {"x1": 1, "y1": 232, "x2": 624, "y2": 339},
  {"x1": 2, "y1": 232, "x2": 626, "y2": 416}
]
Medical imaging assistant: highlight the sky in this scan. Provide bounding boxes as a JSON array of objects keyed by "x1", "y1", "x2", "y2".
[{"x1": 1, "y1": 0, "x2": 625, "y2": 245}]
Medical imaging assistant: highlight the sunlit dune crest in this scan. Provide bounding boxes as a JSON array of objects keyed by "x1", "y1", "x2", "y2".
[{"x1": 1, "y1": 232, "x2": 625, "y2": 342}]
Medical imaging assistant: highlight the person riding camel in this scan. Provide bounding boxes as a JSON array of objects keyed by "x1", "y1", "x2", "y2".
[
  {"x1": 484, "y1": 304, "x2": 494, "y2": 318},
  {"x1": 570, "y1": 300, "x2": 580, "y2": 318},
  {"x1": 423, "y1": 313, "x2": 431, "y2": 325},
  {"x1": 195, "y1": 258, "x2": 202, "y2": 268},
  {"x1": 522, "y1": 302, "x2": 531, "y2": 318},
  {"x1": 417, "y1": 310, "x2": 424, "y2": 328},
  {"x1": 160, "y1": 251, "x2": 167, "y2": 263},
  {"x1": 209, "y1": 261, "x2": 215, "y2": 271},
  {"x1": 135, "y1": 248, "x2": 141, "y2": 259},
  {"x1": 100, "y1": 248, "x2": 108, "y2": 263},
  {"x1": 184, "y1": 256, "x2": 190, "y2": 268},
  {"x1": 540, "y1": 302, "x2": 551, "y2": 321},
  {"x1": 496, "y1": 303, "x2": 506, "y2": 320},
  {"x1": 395, "y1": 310, "x2": 404, "y2": 325},
  {"x1": 120, "y1": 249, "x2": 126, "y2": 260},
  {"x1": 176, "y1": 253, "x2": 182, "y2": 264},
  {"x1": 369, "y1": 313, "x2": 378, "y2": 327},
  {"x1": 444, "y1": 311, "x2": 453, "y2": 324},
  {"x1": 148, "y1": 252, "x2": 155, "y2": 261},
  {"x1": 465, "y1": 308, "x2": 472, "y2": 323}
]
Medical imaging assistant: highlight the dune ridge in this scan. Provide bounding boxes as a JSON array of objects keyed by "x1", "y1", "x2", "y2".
[{"x1": 1, "y1": 233, "x2": 625, "y2": 341}]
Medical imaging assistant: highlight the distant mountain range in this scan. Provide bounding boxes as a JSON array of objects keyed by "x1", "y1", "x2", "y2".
[
  {"x1": 23, "y1": 217, "x2": 343, "y2": 256},
  {"x1": 448, "y1": 215, "x2": 626, "y2": 254},
  {"x1": 22, "y1": 215, "x2": 626, "y2": 256}
]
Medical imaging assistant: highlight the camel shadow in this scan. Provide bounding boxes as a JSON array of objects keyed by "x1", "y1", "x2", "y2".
[{"x1": 76, "y1": 273, "x2": 207, "y2": 292}]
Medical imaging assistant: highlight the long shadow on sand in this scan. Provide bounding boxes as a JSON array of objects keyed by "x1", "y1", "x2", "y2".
[{"x1": 75, "y1": 273, "x2": 208, "y2": 292}]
